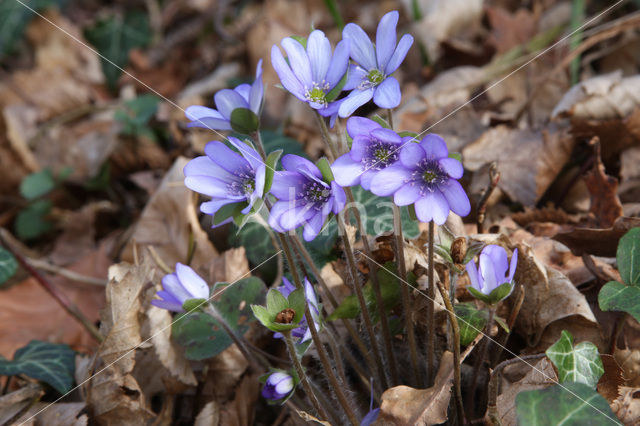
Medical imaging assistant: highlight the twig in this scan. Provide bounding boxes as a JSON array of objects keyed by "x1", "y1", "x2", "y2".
[
  {"x1": 24, "y1": 258, "x2": 107, "y2": 286},
  {"x1": 426, "y1": 220, "x2": 436, "y2": 386},
  {"x1": 477, "y1": 163, "x2": 500, "y2": 233},
  {"x1": 147, "y1": 246, "x2": 173, "y2": 274}
]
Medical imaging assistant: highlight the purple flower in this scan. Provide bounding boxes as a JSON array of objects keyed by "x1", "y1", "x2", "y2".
[
  {"x1": 151, "y1": 263, "x2": 210, "y2": 312},
  {"x1": 269, "y1": 154, "x2": 346, "y2": 241},
  {"x1": 262, "y1": 372, "x2": 294, "y2": 401},
  {"x1": 360, "y1": 379, "x2": 380, "y2": 426},
  {"x1": 466, "y1": 245, "x2": 518, "y2": 303},
  {"x1": 370, "y1": 134, "x2": 470, "y2": 225},
  {"x1": 271, "y1": 30, "x2": 350, "y2": 116},
  {"x1": 273, "y1": 277, "x2": 320, "y2": 343},
  {"x1": 185, "y1": 60, "x2": 263, "y2": 132},
  {"x1": 331, "y1": 117, "x2": 404, "y2": 189},
  {"x1": 339, "y1": 11, "x2": 414, "y2": 117},
  {"x1": 184, "y1": 137, "x2": 266, "y2": 226}
]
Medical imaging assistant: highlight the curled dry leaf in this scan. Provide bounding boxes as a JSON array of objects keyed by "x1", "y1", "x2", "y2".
[
  {"x1": 462, "y1": 125, "x2": 574, "y2": 206},
  {"x1": 15, "y1": 402, "x2": 87, "y2": 426},
  {"x1": 610, "y1": 386, "x2": 640, "y2": 425},
  {"x1": 121, "y1": 156, "x2": 218, "y2": 271},
  {"x1": 495, "y1": 357, "x2": 558, "y2": 426},
  {"x1": 584, "y1": 140, "x2": 623, "y2": 228},
  {"x1": 615, "y1": 348, "x2": 640, "y2": 388},
  {"x1": 552, "y1": 217, "x2": 640, "y2": 257},
  {"x1": 0, "y1": 383, "x2": 43, "y2": 425},
  {"x1": 378, "y1": 351, "x2": 454, "y2": 425},
  {"x1": 194, "y1": 401, "x2": 220, "y2": 426},
  {"x1": 598, "y1": 354, "x2": 626, "y2": 403},
  {"x1": 219, "y1": 374, "x2": 260, "y2": 426}
]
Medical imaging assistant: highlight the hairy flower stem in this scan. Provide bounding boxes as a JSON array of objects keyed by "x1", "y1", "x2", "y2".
[
  {"x1": 278, "y1": 232, "x2": 359, "y2": 425},
  {"x1": 337, "y1": 213, "x2": 389, "y2": 391},
  {"x1": 435, "y1": 280, "x2": 465, "y2": 426},
  {"x1": 467, "y1": 305, "x2": 496, "y2": 418},
  {"x1": 283, "y1": 330, "x2": 328, "y2": 420},
  {"x1": 250, "y1": 130, "x2": 268, "y2": 161},
  {"x1": 426, "y1": 220, "x2": 435, "y2": 386},
  {"x1": 290, "y1": 235, "x2": 378, "y2": 378},
  {"x1": 386, "y1": 108, "x2": 394, "y2": 129},
  {"x1": 314, "y1": 112, "x2": 338, "y2": 161},
  {"x1": 392, "y1": 203, "x2": 420, "y2": 387},
  {"x1": 346, "y1": 187, "x2": 399, "y2": 386}
]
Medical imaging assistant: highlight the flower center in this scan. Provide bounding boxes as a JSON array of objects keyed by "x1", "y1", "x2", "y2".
[
  {"x1": 227, "y1": 167, "x2": 256, "y2": 197},
  {"x1": 304, "y1": 81, "x2": 330, "y2": 106},
  {"x1": 303, "y1": 181, "x2": 330, "y2": 207},
  {"x1": 408, "y1": 159, "x2": 447, "y2": 195},
  {"x1": 358, "y1": 69, "x2": 385, "y2": 89},
  {"x1": 363, "y1": 140, "x2": 398, "y2": 170}
]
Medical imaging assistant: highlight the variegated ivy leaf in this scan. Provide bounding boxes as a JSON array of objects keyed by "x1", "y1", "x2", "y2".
[{"x1": 545, "y1": 330, "x2": 604, "y2": 388}]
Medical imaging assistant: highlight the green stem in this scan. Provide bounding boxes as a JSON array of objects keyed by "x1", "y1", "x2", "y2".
[
  {"x1": 314, "y1": 112, "x2": 338, "y2": 161},
  {"x1": 337, "y1": 213, "x2": 389, "y2": 391},
  {"x1": 392, "y1": 203, "x2": 420, "y2": 387},
  {"x1": 386, "y1": 109, "x2": 394, "y2": 129},
  {"x1": 251, "y1": 130, "x2": 268, "y2": 161},
  {"x1": 284, "y1": 330, "x2": 327, "y2": 419},
  {"x1": 426, "y1": 220, "x2": 435, "y2": 386}
]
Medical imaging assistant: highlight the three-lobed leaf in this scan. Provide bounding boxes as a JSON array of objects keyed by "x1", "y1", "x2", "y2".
[
  {"x1": 0, "y1": 340, "x2": 75, "y2": 394},
  {"x1": 598, "y1": 280, "x2": 640, "y2": 322},
  {"x1": 545, "y1": 330, "x2": 604, "y2": 388},
  {"x1": 515, "y1": 382, "x2": 621, "y2": 425},
  {"x1": 616, "y1": 227, "x2": 640, "y2": 286}
]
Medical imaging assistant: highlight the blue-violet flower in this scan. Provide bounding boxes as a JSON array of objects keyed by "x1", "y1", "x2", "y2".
[
  {"x1": 269, "y1": 154, "x2": 346, "y2": 241},
  {"x1": 151, "y1": 263, "x2": 210, "y2": 312},
  {"x1": 185, "y1": 60, "x2": 263, "y2": 132},
  {"x1": 370, "y1": 134, "x2": 470, "y2": 224},
  {"x1": 339, "y1": 10, "x2": 413, "y2": 117},
  {"x1": 466, "y1": 245, "x2": 518, "y2": 304},
  {"x1": 184, "y1": 137, "x2": 266, "y2": 226},
  {"x1": 331, "y1": 116, "x2": 405, "y2": 189},
  {"x1": 262, "y1": 372, "x2": 295, "y2": 401},
  {"x1": 273, "y1": 277, "x2": 320, "y2": 343},
  {"x1": 271, "y1": 30, "x2": 349, "y2": 120}
]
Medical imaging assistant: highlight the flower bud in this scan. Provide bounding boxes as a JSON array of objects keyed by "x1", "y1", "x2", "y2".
[
  {"x1": 275, "y1": 308, "x2": 296, "y2": 324},
  {"x1": 451, "y1": 237, "x2": 467, "y2": 264},
  {"x1": 262, "y1": 372, "x2": 294, "y2": 401}
]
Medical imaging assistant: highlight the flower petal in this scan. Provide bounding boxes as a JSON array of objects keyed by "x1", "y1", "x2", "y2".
[
  {"x1": 175, "y1": 263, "x2": 210, "y2": 299},
  {"x1": 370, "y1": 127, "x2": 401, "y2": 144},
  {"x1": 268, "y1": 201, "x2": 289, "y2": 232},
  {"x1": 394, "y1": 183, "x2": 421, "y2": 206},
  {"x1": 270, "y1": 171, "x2": 307, "y2": 200},
  {"x1": 303, "y1": 212, "x2": 324, "y2": 241},
  {"x1": 226, "y1": 136, "x2": 263, "y2": 171},
  {"x1": 281, "y1": 154, "x2": 322, "y2": 178},
  {"x1": 205, "y1": 141, "x2": 251, "y2": 175},
  {"x1": 414, "y1": 190, "x2": 449, "y2": 224},
  {"x1": 385, "y1": 33, "x2": 414, "y2": 75},
  {"x1": 249, "y1": 59, "x2": 264, "y2": 113},
  {"x1": 338, "y1": 88, "x2": 374, "y2": 118},
  {"x1": 326, "y1": 39, "x2": 350, "y2": 88},
  {"x1": 376, "y1": 11, "x2": 398, "y2": 69},
  {"x1": 360, "y1": 169, "x2": 376, "y2": 190},
  {"x1": 369, "y1": 164, "x2": 411, "y2": 196},
  {"x1": 183, "y1": 155, "x2": 235, "y2": 182},
  {"x1": 331, "y1": 154, "x2": 363, "y2": 187},
  {"x1": 346, "y1": 116, "x2": 380, "y2": 138},
  {"x1": 151, "y1": 299, "x2": 184, "y2": 313},
  {"x1": 439, "y1": 157, "x2": 464, "y2": 179},
  {"x1": 281, "y1": 37, "x2": 313, "y2": 88},
  {"x1": 465, "y1": 260, "x2": 482, "y2": 293},
  {"x1": 343, "y1": 64, "x2": 367, "y2": 91},
  {"x1": 482, "y1": 245, "x2": 509, "y2": 281},
  {"x1": 508, "y1": 248, "x2": 518, "y2": 283},
  {"x1": 271, "y1": 45, "x2": 306, "y2": 101},
  {"x1": 399, "y1": 143, "x2": 425, "y2": 168},
  {"x1": 373, "y1": 76, "x2": 401, "y2": 109},
  {"x1": 479, "y1": 252, "x2": 498, "y2": 294},
  {"x1": 331, "y1": 181, "x2": 347, "y2": 214},
  {"x1": 439, "y1": 179, "x2": 471, "y2": 217},
  {"x1": 214, "y1": 89, "x2": 249, "y2": 120},
  {"x1": 350, "y1": 135, "x2": 370, "y2": 162},
  {"x1": 342, "y1": 23, "x2": 376, "y2": 70},
  {"x1": 185, "y1": 175, "x2": 236, "y2": 198},
  {"x1": 279, "y1": 201, "x2": 315, "y2": 230},
  {"x1": 185, "y1": 106, "x2": 231, "y2": 130},
  {"x1": 234, "y1": 84, "x2": 251, "y2": 102},
  {"x1": 419, "y1": 134, "x2": 448, "y2": 159},
  {"x1": 200, "y1": 198, "x2": 238, "y2": 215},
  {"x1": 161, "y1": 273, "x2": 191, "y2": 303},
  {"x1": 307, "y1": 30, "x2": 332, "y2": 84}
]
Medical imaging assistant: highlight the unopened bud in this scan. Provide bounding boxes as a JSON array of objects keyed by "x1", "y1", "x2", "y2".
[
  {"x1": 451, "y1": 237, "x2": 467, "y2": 264},
  {"x1": 275, "y1": 308, "x2": 296, "y2": 324}
]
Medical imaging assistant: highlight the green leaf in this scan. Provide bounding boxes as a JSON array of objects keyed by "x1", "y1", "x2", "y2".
[
  {"x1": 315, "y1": 157, "x2": 334, "y2": 182},
  {"x1": 487, "y1": 281, "x2": 514, "y2": 304},
  {"x1": 454, "y1": 303, "x2": 488, "y2": 345},
  {"x1": 230, "y1": 108, "x2": 260, "y2": 134},
  {"x1": 84, "y1": 11, "x2": 151, "y2": 89},
  {"x1": 213, "y1": 201, "x2": 245, "y2": 226},
  {"x1": 15, "y1": 199, "x2": 52, "y2": 240},
  {"x1": 290, "y1": 35, "x2": 307, "y2": 48},
  {"x1": 326, "y1": 71, "x2": 347, "y2": 102},
  {"x1": 259, "y1": 130, "x2": 307, "y2": 158},
  {"x1": 546, "y1": 330, "x2": 604, "y2": 388},
  {"x1": 20, "y1": 169, "x2": 55, "y2": 200},
  {"x1": 515, "y1": 382, "x2": 621, "y2": 425},
  {"x1": 182, "y1": 298, "x2": 207, "y2": 313},
  {"x1": 0, "y1": 340, "x2": 75, "y2": 394},
  {"x1": 371, "y1": 115, "x2": 391, "y2": 129},
  {"x1": 349, "y1": 186, "x2": 420, "y2": 239},
  {"x1": 0, "y1": 248, "x2": 18, "y2": 285},
  {"x1": 449, "y1": 152, "x2": 462, "y2": 162},
  {"x1": 264, "y1": 149, "x2": 282, "y2": 193},
  {"x1": 251, "y1": 305, "x2": 271, "y2": 328},
  {"x1": 115, "y1": 94, "x2": 160, "y2": 137},
  {"x1": 287, "y1": 288, "x2": 306, "y2": 324},
  {"x1": 267, "y1": 288, "x2": 289, "y2": 315},
  {"x1": 228, "y1": 220, "x2": 278, "y2": 279},
  {"x1": 617, "y1": 227, "x2": 640, "y2": 286},
  {"x1": 598, "y1": 280, "x2": 640, "y2": 322},
  {"x1": 173, "y1": 277, "x2": 266, "y2": 360},
  {"x1": 398, "y1": 131, "x2": 418, "y2": 139}
]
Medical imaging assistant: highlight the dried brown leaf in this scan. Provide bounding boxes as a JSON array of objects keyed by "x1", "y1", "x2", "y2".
[
  {"x1": 219, "y1": 374, "x2": 259, "y2": 426},
  {"x1": 194, "y1": 401, "x2": 220, "y2": 426},
  {"x1": 615, "y1": 348, "x2": 640, "y2": 388},
  {"x1": 0, "y1": 383, "x2": 43, "y2": 425},
  {"x1": 378, "y1": 351, "x2": 454, "y2": 425},
  {"x1": 611, "y1": 386, "x2": 640, "y2": 426},
  {"x1": 584, "y1": 142, "x2": 623, "y2": 228},
  {"x1": 552, "y1": 216, "x2": 640, "y2": 257},
  {"x1": 598, "y1": 354, "x2": 626, "y2": 403},
  {"x1": 486, "y1": 7, "x2": 537, "y2": 54}
]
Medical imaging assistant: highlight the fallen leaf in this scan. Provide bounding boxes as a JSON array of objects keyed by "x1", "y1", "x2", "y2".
[
  {"x1": 615, "y1": 348, "x2": 640, "y2": 387},
  {"x1": 462, "y1": 125, "x2": 575, "y2": 206},
  {"x1": 15, "y1": 402, "x2": 87, "y2": 426},
  {"x1": 598, "y1": 354, "x2": 626, "y2": 403},
  {"x1": 552, "y1": 217, "x2": 640, "y2": 257},
  {"x1": 219, "y1": 373, "x2": 259, "y2": 426},
  {"x1": 194, "y1": 401, "x2": 220, "y2": 426},
  {"x1": 0, "y1": 383, "x2": 43, "y2": 425},
  {"x1": 610, "y1": 386, "x2": 640, "y2": 425},
  {"x1": 121, "y1": 156, "x2": 218, "y2": 270},
  {"x1": 486, "y1": 7, "x2": 537, "y2": 54},
  {"x1": 378, "y1": 351, "x2": 454, "y2": 425},
  {"x1": 584, "y1": 140, "x2": 623, "y2": 228}
]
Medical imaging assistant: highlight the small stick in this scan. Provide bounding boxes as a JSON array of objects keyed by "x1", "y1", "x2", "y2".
[
  {"x1": 477, "y1": 163, "x2": 500, "y2": 234},
  {"x1": 24, "y1": 258, "x2": 107, "y2": 286},
  {"x1": 426, "y1": 220, "x2": 436, "y2": 386}
]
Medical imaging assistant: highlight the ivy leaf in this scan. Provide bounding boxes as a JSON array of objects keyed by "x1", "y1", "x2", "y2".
[
  {"x1": 454, "y1": 303, "x2": 488, "y2": 346},
  {"x1": 115, "y1": 94, "x2": 160, "y2": 138},
  {"x1": 15, "y1": 199, "x2": 52, "y2": 240},
  {"x1": 0, "y1": 248, "x2": 18, "y2": 285},
  {"x1": 20, "y1": 169, "x2": 56, "y2": 200},
  {"x1": 172, "y1": 277, "x2": 266, "y2": 360},
  {"x1": 0, "y1": 340, "x2": 75, "y2": 394},
  {"x1": 617, "y1": 227, "x2": 640, "y2": 286},
  {"x1": 598, "y1": 280, "x2": 640, "y2": 322},
  {"x1": 546, "y1": 330, "x2": 604, "y2": 388},
  {"x1": 349, "y1": 187, "x2": 420, "y2": 239},
  {"x1": 84, "y1": 11, "x2": 151, "y2": 89},
  {"x1": 515, "y1": 382, "x2": 621, "y2": 425}
]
